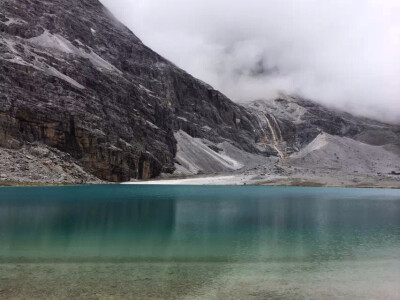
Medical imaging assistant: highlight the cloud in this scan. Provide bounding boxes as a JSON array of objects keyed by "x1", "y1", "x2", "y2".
[{"x1": 100, "y1": 0, "x2": 400, "y2": 122}]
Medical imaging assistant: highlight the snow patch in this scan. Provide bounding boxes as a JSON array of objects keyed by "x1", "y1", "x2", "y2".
[
  {"x1": 174, "y1": 130, "x2": 244, "y2": 175},
  {"x1": 29, "y1": 31, "x2": 74, "y2": 53},
  {"x1": 28, "y1": 31, "x2": 121, "y2": 73},
  {"x1": 1, "y1": 36, "x2": 84, "y2": 89},
  {"x1": 46, "y1": 66, "x2": 85, "y2": 89}
]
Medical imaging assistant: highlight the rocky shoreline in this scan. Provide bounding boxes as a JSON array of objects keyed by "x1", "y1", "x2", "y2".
[
  {"x1": 124, "y1": 171, "x2": 400, "y2": 189},
  {"x1": 0, "y1": 143, "x2": 101, "y2": 186}
]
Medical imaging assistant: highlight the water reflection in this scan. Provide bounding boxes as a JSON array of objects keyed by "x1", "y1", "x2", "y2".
[{"x1": 0, "y1": 185, "x2": 399, "y2": 262}]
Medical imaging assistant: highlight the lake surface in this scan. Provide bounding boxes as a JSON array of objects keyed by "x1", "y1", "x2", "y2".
[{"x1": 0, "y1": 185, "x2": 399, "y2": 299}]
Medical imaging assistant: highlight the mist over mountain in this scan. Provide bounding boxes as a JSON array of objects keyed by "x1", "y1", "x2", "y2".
[
  {"x1": 101, "y1": 0, "x2": 400, "y2": 123},
  {"x1": 1, "y1": 0, "x2": 399, "y2": 186},
  {"x1": 0, "y1": 0, "x2": 271, "y2": 182}
]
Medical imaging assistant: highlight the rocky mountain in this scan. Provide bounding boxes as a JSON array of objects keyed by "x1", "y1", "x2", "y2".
[
  {"x1": 171, "y1": 95, "x2": 400, "y2": 180},
  {"x1": 1, "y1": 0, "x2": 399, "y2": 185},
  {"x1": 245, "y1": 96, "x2": 400, "y2": 187},
  {"x1": 247, "y1": 95, "x2": 400, "y2": 156},
  {"x1": 0, "y1": 0, "x2": 273, "y2": 182}
]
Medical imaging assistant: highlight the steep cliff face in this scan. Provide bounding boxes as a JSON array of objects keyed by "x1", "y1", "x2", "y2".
[
  {"x1": 1, "y1": 0, "x2": 398, "y2": 183},
  {"x1": 0, "y1": 0, "x2": 267, "y2": 181},
  {"x1": 247, "y1": 96, "x2": 400, "y2": 158}
]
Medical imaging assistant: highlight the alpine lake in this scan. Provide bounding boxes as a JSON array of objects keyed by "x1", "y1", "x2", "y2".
[{"x1": 0, "y1": 185, "x2": 399, "y2": 299}]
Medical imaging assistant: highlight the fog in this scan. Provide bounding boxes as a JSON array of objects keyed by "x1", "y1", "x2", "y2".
[{"x1": 101, "y1": 0, "x2": 400, "y2": 122}]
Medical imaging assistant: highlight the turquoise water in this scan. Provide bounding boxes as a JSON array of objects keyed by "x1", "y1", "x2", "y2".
[{"x1": 0, "y1": 185, "x2": 399, "y2": 299}]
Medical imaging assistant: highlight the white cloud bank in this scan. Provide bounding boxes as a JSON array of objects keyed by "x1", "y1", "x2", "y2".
[{"x1": 101, "y1": 0, "x2": 400, "y2": 122}]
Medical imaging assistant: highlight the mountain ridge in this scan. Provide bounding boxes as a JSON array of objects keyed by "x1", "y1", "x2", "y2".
[
  {"x1": 1, "y1": 0, "x2": 399, "y2": 185},
  {"x1": 0, "y1": 0, "x2": 270, "y2": 182}
]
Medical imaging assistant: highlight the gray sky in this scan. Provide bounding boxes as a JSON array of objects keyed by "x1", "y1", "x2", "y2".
[{"x1": 101, "y1": 0, "x2": 400, "y2": 122}]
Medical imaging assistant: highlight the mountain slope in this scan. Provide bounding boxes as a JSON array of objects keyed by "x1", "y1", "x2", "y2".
[
  {"x1": 288, "y1": 132, "x2": 400, "y2": 174},
  {"x1": 168, "y1": 95, "x2": 400, "y2": 179},
  {"x1": 0, "y1": 0, "x2": 268, "y2": 182},
  {"x1": 1, "y1": 0, "x2": 399, "y2": 184},
  {"x1": 247, "y1": 96, "x2": 400, "y2": 157}
]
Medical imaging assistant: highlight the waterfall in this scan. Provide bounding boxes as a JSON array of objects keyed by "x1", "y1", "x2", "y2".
[
  {"x1": 264, "y1": 114, "x2": 284, "y2": 158},
  {"x1": 270, "y1": 114, "x2": 283, "y2": 142},
  {"x1": 254, "y1": 110, "x2": 285, "y2": 158},
  {"x1": 255, "y1": 113, "x2": 269, "y2": 144}
]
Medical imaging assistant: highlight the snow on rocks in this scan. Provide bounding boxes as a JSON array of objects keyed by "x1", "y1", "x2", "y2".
[
  {"x1": 28, "y1": 30, "x2": 121, "y2": 73},
  {"x1": 173, "y1": 130, "x2": 244, "y2": 175}
]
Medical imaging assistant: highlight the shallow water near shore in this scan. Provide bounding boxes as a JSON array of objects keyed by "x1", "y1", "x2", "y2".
[{"x1": 0, "y1": 185, "x2": 399, "y2": 299}]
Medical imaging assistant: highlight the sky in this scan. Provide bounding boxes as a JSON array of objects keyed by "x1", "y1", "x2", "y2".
[{"x1": 100, "y1": 0, "x2": 400, "y2": 122}]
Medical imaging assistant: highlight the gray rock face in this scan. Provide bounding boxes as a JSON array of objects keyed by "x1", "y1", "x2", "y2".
[
  {"x1": 247, "y1": 96, "x2": 400, "y2": 157},
  {"x1": 0, "y1": 0, "x2": 268, "y2": 181},
  {"x1": 1, "y1": 0, "x2": 398, "y2": 183},
  {"x1": 0, "y1": 143, "x2": 101, "y2": 184}
]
